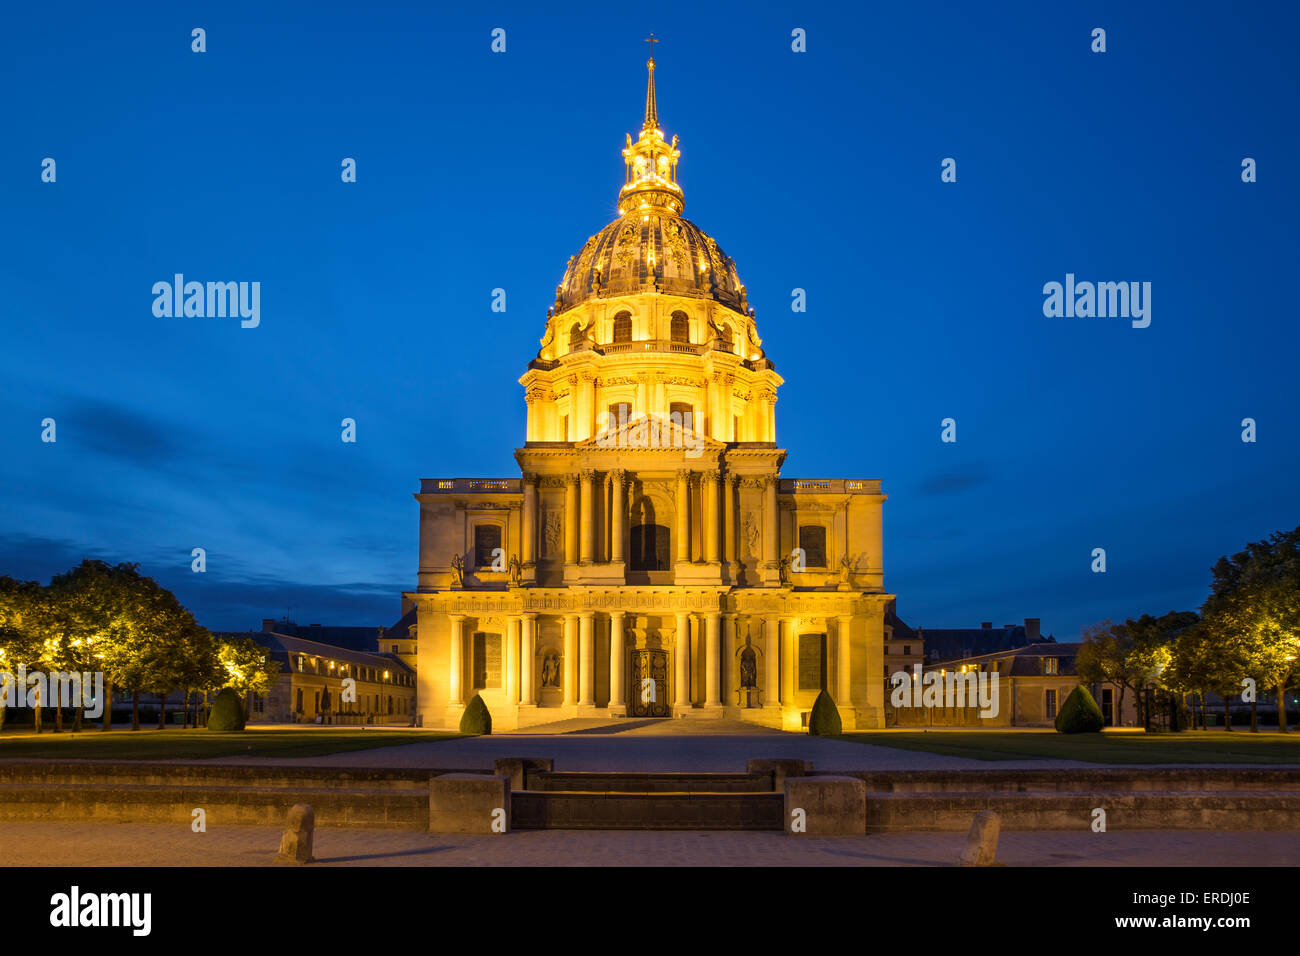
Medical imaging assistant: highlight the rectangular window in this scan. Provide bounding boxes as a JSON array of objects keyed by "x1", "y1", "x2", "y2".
[
  {"x1": 1043, "y1": 657, "x2": 1058, "y2": 675},
  {"x1": 798, "y1": 525, "x2": 827, "y2": 568},
  {"x1": 902, "y1": 645, "x2": 911, "y2": 656},
  {"x1": 1101, "y1": 688, "x2": 1114, "y2": 726},
  {"x1": 474, "y1": 524, "x2": 503, "y2": 569},
  {"x1": 1045, "y1": 689, "x2": 1058, "y2": 719},
  {"x1": 798, "y1": 633, "x2": 827, "y2": 691},
  {"x1": 473, "y1": 632, "x2": 502, "y2": 689},
  {"x1": 669, "y1": 402, "x2": 693, "y2": 431},
  {"x1": 606, "y1": 402, "x2": 631, "y2": 432}
]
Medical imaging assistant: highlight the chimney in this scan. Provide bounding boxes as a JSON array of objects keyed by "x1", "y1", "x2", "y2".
[
  {"x1": 980, "y1": 622, "x2": 992, "y2": 629},
  {"x1": 261, "y1": 618, "x2": 276, "y2": 632},
  {"x1": 1025, "y1": 618, "x2": 1041, "y2": 641}
]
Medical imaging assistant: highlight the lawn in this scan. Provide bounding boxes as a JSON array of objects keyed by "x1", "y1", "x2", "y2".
[
  {"x1": 0, "y1": 727, "x2": 463, "y2": 760},
  {"x1": 838, "y1": 730, "x2": 1300, "y2": 764}
]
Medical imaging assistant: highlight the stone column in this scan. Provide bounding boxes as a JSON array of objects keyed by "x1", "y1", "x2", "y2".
[
  {"x1": 764, "y1": 618, "x2": 780, "y2": 706},
  {"x1": 704, "y1": 612, "x2": 722, "y2": 707},
  {"x1": 579, "y1": 612, "x2": 595, "y2": 705},
  {"x1": 521, "y1": 475, "x2": 537, "y2": 565},
  {"x1": 505, "y1": 616, "x2": 520, "y2": 705},
  {"x1": 610, "y1": 470, "x2": 626, "y2": 563},
  {"x1": 781, "y1": 618, "x2": 799, "y2": 706},
  {"x1": 674, "y1": 610, "x2": 690, "y2": 710},
  {"x1": 763, "y1": 476, "x2": 779, "y2": 569},
  {"x1": 609, "y1": 610, "x2": 626, "y2": 713},
  {"x1": 520, "y1": 614, "x2": 537, "y2": 704},
  {"x1": 703, "y1": 470, "x2": 720, "y2": 563},
  {"x1": 723, "y1": 474, "x2": 736, "y2": 564},
  {"x1": 564, "y1": 476, "x2": 579, "y2": 565},
  {"x1": 580, "y1": 470, "x2": 596, "y2": 564},
  {"x1": 448, "y1": 614, "x2": 465, "y2": 705},
  {"x1": 563, "y1": 613, "x2": 578, "y2": 706},
  {"x1": 838, "y1": 615, "x2": 854, "y2": 705},
  {"x1": 675, "y1": 469, "x2": 691, "y2": 564},
  {"x1": 721, "y1": 614, "x2": 736, "y2": 706}
]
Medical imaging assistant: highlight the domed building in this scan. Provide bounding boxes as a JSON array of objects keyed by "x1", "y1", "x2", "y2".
[{"x1": 408, "y1": 54, "x2": 892, "y2": 731}]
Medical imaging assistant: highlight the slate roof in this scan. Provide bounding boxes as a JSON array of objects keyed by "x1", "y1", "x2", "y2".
[
  {"x1": 216, "y1": 630, "x2": 414, "y2": 676},
  {"x1": 927, "y1": 642, "x2": 1081, "y2": 677},
  {"x1": 384, "y1": 607, "x2": 418, "y2": 640},
  {"x1": 920, "y1": 624, "x2": 1054, "y2": 663}
]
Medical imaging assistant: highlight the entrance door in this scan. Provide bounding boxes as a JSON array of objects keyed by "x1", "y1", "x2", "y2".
[{"x1": 629, "y1": 649, "x2": 669, "y2": 717}]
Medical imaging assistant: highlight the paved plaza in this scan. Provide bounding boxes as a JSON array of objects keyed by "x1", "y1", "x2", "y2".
[
  {"x1": 3, "y1": 822, "x2": 1297, "y2": 867},
  {"x1": 194, "y1": 719, "x2": 1090, "y2": 771}
]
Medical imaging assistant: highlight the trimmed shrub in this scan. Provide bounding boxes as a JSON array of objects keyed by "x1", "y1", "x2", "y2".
[
  {"x1": 459, "y1": 694, "x2": 492, "y2": 735},
  {"x1": 808, "y1": 689, "x2": 842, "y2": 736},
  {"x1": 207, "y1": 688, "x2": 246, "y2": 731},
  {"x1": 1055, "y1": 685, "x2": 1104, "y2": 734}
]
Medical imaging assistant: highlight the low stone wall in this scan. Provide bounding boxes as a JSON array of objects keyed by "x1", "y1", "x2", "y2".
[
  {"x1": 512, "y1": 792, "x2": 785, "y2": 830},
  {"x1": 531, "y1": 772, "x2": 773, "y2": 793},
  {"x1": 831, "y1": 768, "x2": 1300, "y2": 793},
  {"x1": 866, "y1": 791, "x2": 1300, "y2": 832},
  {"x1": 429, "y1": 774, "x2": 510, "y2": 833}
]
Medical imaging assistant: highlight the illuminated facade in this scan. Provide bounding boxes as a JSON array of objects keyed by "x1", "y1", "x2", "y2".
[{"x1": 409, "y1": 55, "x2": 892, "y2": 731}]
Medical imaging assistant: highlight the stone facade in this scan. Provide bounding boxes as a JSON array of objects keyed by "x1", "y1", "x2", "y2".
[{"x1": 407, "y1": 57, "x2": 892, "y2": 731}]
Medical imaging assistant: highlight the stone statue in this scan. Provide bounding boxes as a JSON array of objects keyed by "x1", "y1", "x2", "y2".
[
  {"x1": 541, "y1": 652, "x2": 560, "y2": 688},
  {"x1": 743, "y1": 513, "x2": 760, "y2": 556},
  {"x1": 508, "y1": 554, "x2": 522, "y2": 587},
  {"x1": 740, "y1": 647, "x2": 757, "y2": 689},
  {"x1": 840, "y1": 553, "x2": 853, "y2": 583},
  {"x1": 450, "y1": 553, "x2": 464, "y2": 587},
  {"x1": 778, "y1": 552, "x2": 791, "y2": 586}
]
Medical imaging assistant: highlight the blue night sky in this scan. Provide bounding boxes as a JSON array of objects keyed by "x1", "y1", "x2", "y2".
[{"x1": 1, "y1": 1, "x2": 1296, "y2": 637}]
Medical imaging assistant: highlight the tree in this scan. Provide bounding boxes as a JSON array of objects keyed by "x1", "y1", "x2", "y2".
[
  {"x1": 216, "y1": 635, "x2": 280, "y2": 720},
  {"x1": 0, "y1": 577, "x2": 45, "y2": 732},
  {"x1": 1202, "y1": 527, "x2": 1300, "y2": 733},
  {"x1": 1075, "y1": 621, "x2": 1134, "y2": 725},
  {"x1": 1126, "y1": 611, "x2": 1199, "y2": 731}
]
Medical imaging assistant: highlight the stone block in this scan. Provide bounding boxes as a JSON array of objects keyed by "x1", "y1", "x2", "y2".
[
  {"x1": 429, "y1": 774, "x2": 510, "y2": 833},
  {"x1": 747, "y1": 758, "x2": 811, "y2": 791},
  {"x1": 493, "y1": 758, "x2": 555, "y2": 791},
  {"x1": 784, "y1": 775, "x2": 866, "y2": 835},
  {"x1": 276, "y1": 803, "x2": 315, "y2": 864},
  {"x1": 956, "y1": 810, "x2": 1000, "y2": 866}
]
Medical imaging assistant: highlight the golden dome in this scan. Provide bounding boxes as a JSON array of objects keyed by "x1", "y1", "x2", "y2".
[
  {"x1": 551, "y1": 54, "x2": 750, "y2": 318},
  {"x1": 554, "y1": 212, "x2": 748, "y2": 317}
]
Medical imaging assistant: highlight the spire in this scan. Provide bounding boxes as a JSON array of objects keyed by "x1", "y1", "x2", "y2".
[
  {"x1": 643, "y1": 34, "x2": 659, "y2": 131},
  {"x1": 643, "y1": 56, "x2": 658, "y2": 131},
  {"x1": 619, "y1": 38, "x2": 683, "y2": 217}
]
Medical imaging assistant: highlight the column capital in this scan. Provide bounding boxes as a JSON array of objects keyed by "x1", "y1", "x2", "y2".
[
  {"x1": 676, "y1": 468, "x2": 693, "y2": 481},
  {"x1": 702, "y1": 469, "x2": 719, "y2": 482},
  {"x1": 447, "y1": 613, "x2": 466, "y2": 623},
  {"x1": 522, "y1": 472, "x2": 540, "y2": 486},
  {"x1": 580, "y1": 469, "x2": 598, "y2": 481},
  {"x1": 523, "y1": 612, "x2": 539, "y2": 622}
]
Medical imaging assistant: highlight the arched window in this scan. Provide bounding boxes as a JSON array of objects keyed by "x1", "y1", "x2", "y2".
[
  {"x1": 613, "y1": 311, "x2": 632, "y2": 343},
  {"x1": 630, "y1": 524, "x2": 671, "y2": 571},
  {"x1": 670, "y1": 312, "x2": 689, "y2": 344},
  {"x1": 718, "y1": 323, "x2": 734, "y2": 351},
  {"x1": 569, "y1": 323, "x2": 584, "y2": 349}
]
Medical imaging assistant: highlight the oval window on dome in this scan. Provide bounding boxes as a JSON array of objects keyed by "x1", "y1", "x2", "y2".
[
  {"x1": 613, "y1": 312, "x2": 632, "y2": 344},
  {"x1": 670, "y1": 312, "x2": 689, "y2": 344}
]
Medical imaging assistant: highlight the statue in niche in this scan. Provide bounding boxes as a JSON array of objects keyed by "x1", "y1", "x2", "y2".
[
  {"x1": 449, "y1": 553, "x2": 464, "y2": 587},
  {"x1": 740, "y1": 647, "x2": 757, "y2": 689},
  {"x1": 840, "y1": 553, "x2": 853, "y2": 584},
  {"x1": 541, "y1": 652, "x2": 561, "y2": 688},
  {"x1": 743, "y1": 513, "x2": 760, "y2": 556},
  {"x1": 508, "y1": 554, "x2": 522, "y2": 587}
]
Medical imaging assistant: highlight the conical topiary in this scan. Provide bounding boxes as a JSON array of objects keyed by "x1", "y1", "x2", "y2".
[
  {"x1": 459, "y1": 694, "x2": 492, "y2": 735},
  {"x1": 808, "y1": 689, "x2": 842, "y2": 736},
  {"x1": 207, "y1": 687, "x2": 246, "y2": 731},
  {"x1": 1055, "y1": 685, "x2": 1105, "y2": 734}
]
